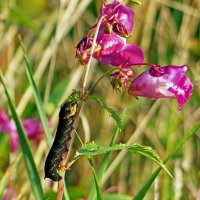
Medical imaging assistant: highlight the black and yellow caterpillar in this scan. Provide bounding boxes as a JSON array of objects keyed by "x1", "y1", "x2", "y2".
[{"x1": 44, "y1": 96, "x2": 78, "y2": 181}]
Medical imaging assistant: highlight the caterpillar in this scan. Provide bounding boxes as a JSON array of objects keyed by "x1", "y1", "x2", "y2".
[{"x1": 44, "y1": 98, "x2": 78, "y2": 181}]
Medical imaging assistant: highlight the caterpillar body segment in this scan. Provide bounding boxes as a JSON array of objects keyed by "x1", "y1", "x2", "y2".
[{"x1": 44, "y1": 100, "x2": 78, "y2": 181}]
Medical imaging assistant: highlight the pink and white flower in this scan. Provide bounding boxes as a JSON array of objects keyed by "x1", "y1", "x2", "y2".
[{"x1": 128, "y1": 65, "x2": 193, "y2": 110}]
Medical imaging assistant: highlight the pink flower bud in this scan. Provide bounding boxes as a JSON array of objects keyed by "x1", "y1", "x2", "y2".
[
  {"x1": 111, "y1": 68, "x2": 134, "y2": 91},
  {"x1": 76, "y1": 36, "x2": 93, "y2": 65}
]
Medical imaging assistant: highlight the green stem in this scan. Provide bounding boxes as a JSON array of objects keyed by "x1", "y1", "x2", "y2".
[{"x1": 88, "y1": 67, "x2": 119, "y2": 96}]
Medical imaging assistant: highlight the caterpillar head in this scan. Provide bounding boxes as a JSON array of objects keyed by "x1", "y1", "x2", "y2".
[{"x1": 60, "y1": 101, "x2": 78, "y2": 120}]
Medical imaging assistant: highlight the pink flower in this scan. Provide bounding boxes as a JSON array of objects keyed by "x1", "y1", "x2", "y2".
[
  {"x1": 94, "y1": 42, "x2": 144, "y2": 67},
  {"x1": 100, "y1": 0, "x2": 134, "y2": 35},
  {"x1": 0, "y1": 109, "x2": 44, "y2": 152},
  {"x1": 97, "y1": 32, "x2": 125, "y2": 55},
  {"x1": 75, "y1": 0, "x2": 142, "y2": 67},
  {"x1": 94, "y1": 32, "x2": 125, "y2": 64},
  {"x1": 128, "y1": 65, "x2": 193, "y2": 110}
]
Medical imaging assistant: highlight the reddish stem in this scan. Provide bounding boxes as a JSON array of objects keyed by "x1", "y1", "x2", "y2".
[{"x1": 56, "y1": 179, "x2": 64, "y2": 200}]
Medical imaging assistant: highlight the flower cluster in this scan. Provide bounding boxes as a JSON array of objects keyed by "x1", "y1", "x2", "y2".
[
  {"x1": 76, "y1": 0, "x2": 193, "y2": 110},
  {"x1": 76, "y1": 0, "x2": 144, "y2": 69},
  {"x1": 0, "y1": 109, "x2": 44, "y2": 152}
]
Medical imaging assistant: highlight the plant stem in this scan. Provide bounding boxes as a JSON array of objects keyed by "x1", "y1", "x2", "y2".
[
  {"x1": 81, "y1": 15, "x2": 105, "y2": 94},
  {"x1": 56, "y1": 179, "x2": 64, "y2": 200},
  {"x1": 56, "y1": 101, "x2": 82, "y2": 199},
  {"x1": 88, "y1": 67, "x2": 119, "y2": 96},
  {"x1": 57, "y1": 13, "x2": 105, "y2": 200}
]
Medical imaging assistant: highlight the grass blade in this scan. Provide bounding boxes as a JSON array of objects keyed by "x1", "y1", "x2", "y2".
[
  {"x1": 19, "y1": 37, "x2": 52, "y2": 147},
  {"x1": 133, "y1": 120, "x2": 200, "y2": 200},
  {"x1": 88, "y1": 109, "x2": 127, "y2": 200},
  {"x1": 88, "y1": 159, "x2": 103, "y2": 200},
  {"x1": 0, "y1": 70, "x2": 44, "y2": 200},
  {"x1": 88, "y1": 128, "x2": 120, "y2": 200}
]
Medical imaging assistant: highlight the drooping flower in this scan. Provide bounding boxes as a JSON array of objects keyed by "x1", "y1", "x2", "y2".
[
  {"x1": 128, "y1": 65, "x2": 193, "y2": 110},
  {"x1": 0, "y1": 109, "x2": 44, "y2": 152}
]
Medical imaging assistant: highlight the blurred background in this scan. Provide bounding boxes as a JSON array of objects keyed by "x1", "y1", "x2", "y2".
[{"x1": 0, "y1": 0, "x2": 199, "y2": 199}]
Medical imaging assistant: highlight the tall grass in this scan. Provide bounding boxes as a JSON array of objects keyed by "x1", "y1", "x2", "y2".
[{"x1": 0, "y1": 0, "x2": 199, "y2": 199}]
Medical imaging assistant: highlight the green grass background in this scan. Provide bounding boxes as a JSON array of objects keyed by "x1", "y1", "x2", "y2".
[{"x1": 0, "y1": 0, "x2": 199, "y2": 199}]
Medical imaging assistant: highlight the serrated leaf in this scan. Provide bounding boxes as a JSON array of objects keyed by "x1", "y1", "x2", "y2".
[
  {"x1": 89, "y1": 95, "x2": 123, "y2": 131},
  {"x1": 130, "y1": 0, "x2": 141, "y2": 5},
  {"x1": 133, "y1": 120, "x2": 200, "y2": 200},
  {"x1": 75, "y1": 143, "x2": 172, "y2": 178},
  {"x1": 127, "y1": 145, "x2": 172, "y2": 179},
  {"x1": 75, "y1": 143, "x2": 125, "y2": 158}
]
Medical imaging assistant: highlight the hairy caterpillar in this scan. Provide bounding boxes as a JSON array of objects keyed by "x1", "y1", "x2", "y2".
[{"x1": 44, "y1": 99, "x2": 78, "y2": 181}]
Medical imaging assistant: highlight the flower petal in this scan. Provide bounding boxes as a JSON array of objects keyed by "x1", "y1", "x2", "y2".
[
  {"x1": 94, "y1": 42, "x2": 144, "y2": 67},
  {"x1": 22, "y1": 118, "x2": 43, "y2": 140},
  {"x1": 117, "y1": 44, "x2": 144, "y2": 67},
  {"x1": 128, "y1": 65, "x2": 193, "y2": 110},
  {"x1": 100, "y1": 0, "x2": 134, "y2": 33},
  {"x1": 97, "y1": 32, "x2": 125, "y2": 55}
]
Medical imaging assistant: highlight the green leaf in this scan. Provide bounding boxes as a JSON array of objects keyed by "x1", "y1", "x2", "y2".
[
  {"x1": 88, "y1": 109, "x2": 127, "y2": 200},
  {"x1": 0, "y1": 134, "x2": 10, "y2": 199},
  {"x1": 133, "y1": 120, "x2": 200, "y2": 200},
  {"x1": 75, "y1": 142, "x2": 123, "y2": 157},
  {"x1": 75, "y1": 143, "x2": 172, "y2": 178},
  {"x1": 19, "y1": 37, "x2": 52, "y2": 147},
  {"x1": 0, "y1": 133, "x2": 10, "y2": 177},
  {"x1": 88, "y1": 159, "x2": 104, "y2": 200},
  {"x1": 0, "y1": 70, "x2": 44, "y2": 200},
  {"x1": 130, "y1": 0, "x2": 141, "y2": 5},
  {"x1": 89, "y1": 95, "x2": 123, "y2": 131},
  {"x1": 127, "y1": 145, "x2": 172, "y2": 179},
  {"x1": 93, "y1": 170, "x2": 104, "y2": 200}
]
